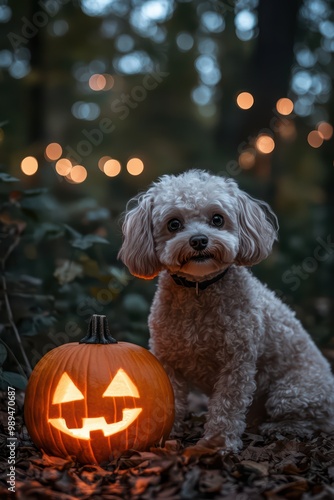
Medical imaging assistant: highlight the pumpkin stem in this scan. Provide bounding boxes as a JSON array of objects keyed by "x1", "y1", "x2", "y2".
[{"x1": 79, "y1": 315, "x2": 118, "y2": 344}]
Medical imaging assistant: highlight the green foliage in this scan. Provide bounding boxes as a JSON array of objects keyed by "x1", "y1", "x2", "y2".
[
  {"x1": 0, "y1": 171, "x2": 141, "y2": 382},
  {"x1": 0, "y1": 344, "x2": 27, "y2": 389},
  {"x1": 64, "y1": 224, "x2": 110, "y2": 250}
]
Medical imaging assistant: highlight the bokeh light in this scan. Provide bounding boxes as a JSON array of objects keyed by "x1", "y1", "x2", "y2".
[
  {"x1": 21, "y1": 156, "x2": 38, "y2": 175},
  {"x1": 201, "y1": 11, "x2": 225, "y2": 33},
  {"x1": 89, "y1": 73, "x2": 114, "y2": 91},
  {"x1": 45, "y1": 142, "x2": 62, "y2": 161},
  {"x1": 114, "y1": 51, "x2": 153, "y2": 75},
  {"x1": 69, "y1": 165, "x2": 88, "y2": 183},
  {"x1": 104, "y1": 74, "x2": 114, "y2": 90},
  {"x1": 307, "y1": 130, "x2": 323, "y2": 148},
  {"x1": 176, "y1": 32, "x2": 194, "y2": 52},
  {"x1": 49, "y1": 20, "x2": 69, "y2": 37},
  {"x1": 255, "y1": 135, "x2": 275, "y2": 154},
  {"x1": 98, "y1": 156, "x2": 112, "y2": 171},
  {"x1": 277, "y1": 121, "x2": 297, "y2": 141},
  {"x1": 55, "y1": 158, "x2": 72, "y2": 176},
  {"x1": 238, "y1": 151, "x2": 256, "y2": 169},
  {"x1": 89, "y1": 73, "x2": 106, "y2": 90},
  {"x1": 317, "y1": 121, "x2": 333, "y2": 140},
  {"x1": 72, "y1": 101, "x2": 100, "y2": 120},
  {"x1": 276, "y1": 98, "x2": 294, "y2": 116},
  {"x1": 104, "y1": 159, "x2": 121, "y2": 177},
  {"x1": 115, "y1": 34, "x2": 135, "y2": 52},
  {"x1": 191, "y1": 85, "x2": 213, "y2": 106},
  {"x1": 127, "y1": 158, "x2": 144, "y2": 176},
  {"x1": 236, "y1": 92, "x2": 254, "y2": 110}
]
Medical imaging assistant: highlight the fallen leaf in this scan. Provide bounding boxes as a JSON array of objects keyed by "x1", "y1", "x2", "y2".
[
  {"x1": 199, "y1": 469, "x2": 224, "y2": 493},
  {"x1": 266, "y1": 479, "x2": 309, "y2": 497},
  {"x1": 182, "y1": 443, "x2": 220, "y2": 464},
  {"x1": 31, "y1": 452, "x2": 74, "y2": 470},
  {"x1": 130, "y1": 476, "x2": 159, "y2": 495},
  {"x1": 180, "y1": 467, "x2": 201, "y2": 499},
  {"x1": 239, "y1": 460, "x2": 269, "y2": 477}
]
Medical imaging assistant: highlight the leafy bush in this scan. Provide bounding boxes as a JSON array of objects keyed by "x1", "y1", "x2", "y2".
[{"x1": 0, "y1": 171, "x2": 152, "y2": 389}]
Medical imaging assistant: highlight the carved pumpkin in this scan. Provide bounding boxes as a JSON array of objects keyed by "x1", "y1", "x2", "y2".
[{"x1": 24, "y1": 315, "x2": 174, "y2": 464}]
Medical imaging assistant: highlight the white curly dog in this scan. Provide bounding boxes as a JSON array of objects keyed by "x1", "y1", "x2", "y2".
[{"x1": 118, "y1": 169, "x2": 334, "y2": 452}]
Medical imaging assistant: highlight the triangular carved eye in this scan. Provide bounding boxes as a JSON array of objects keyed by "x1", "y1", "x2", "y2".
[
  {"x1": 102, "y1": 369, "x2": 139, "y2": 398},
  {"x1": 52, "y1": 373, "x2": 85, "y2": 404}
]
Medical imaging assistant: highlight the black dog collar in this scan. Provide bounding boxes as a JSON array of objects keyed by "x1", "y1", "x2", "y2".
[{"x1": 170, "y1": 267, "x2": 230, "y2": 295}]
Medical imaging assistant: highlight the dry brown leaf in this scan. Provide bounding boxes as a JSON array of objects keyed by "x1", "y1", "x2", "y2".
[
  {"x1": 267, "y1": 479, "x2": 309, "y2": 497},
  {"x1": 16, "y1": 481, "x2": 78, "y2": 500},
  {"x1": 40, "y1": 468, "x2": 62, "y2": 483},
  {"x1": 239, "y1": 459, "x2": 269, "y2": 477},
  {"x1": 241, "y1": 444, "x2": 272, "y2": 462},
  {"x1": 130, "y1": 476, "x2": 159, "y2": 495},
  {"x1": 157, "y1": 439, "x2": 181, "y2": 453},
  {"x1": 78, "y1": 465, "x2": 114, "y2": 483},
  {"x1": 182, "y1": 445, "x2": 220, "y2": 465},
  {"x1": 199, "y1": 469, "x2": 224, "y2": 493},
  {"x1": 31, "y1": 452, "x2": 74, "y2": 470},
  {"x1": 155, "y1": 485, "x2": 181, "y2": 498}
]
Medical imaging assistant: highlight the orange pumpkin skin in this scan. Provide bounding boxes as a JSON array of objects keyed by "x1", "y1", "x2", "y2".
[{"x1": 24, "y1": 319, "x2": 174, "y2": 465}]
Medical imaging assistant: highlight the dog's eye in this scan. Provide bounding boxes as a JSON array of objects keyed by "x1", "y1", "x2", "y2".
[
  {"x1": 167, "y1": 219, "x2": 182, "y2": 232},
  {"x1": 211, "y1": 214, "x2": 224, "y2": 227}
]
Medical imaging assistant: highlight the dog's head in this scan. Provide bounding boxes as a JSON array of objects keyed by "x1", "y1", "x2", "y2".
[{"x1": 118, "y1": 170, "x2": 278, "y2": 280}]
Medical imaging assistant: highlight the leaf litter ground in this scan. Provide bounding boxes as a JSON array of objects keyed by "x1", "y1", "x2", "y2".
[{"x1": 1, "y1": 392, "x2": 334, "y2": 499}]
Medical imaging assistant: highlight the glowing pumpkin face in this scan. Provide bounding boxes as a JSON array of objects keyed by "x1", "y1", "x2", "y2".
[
  {"x1": 24, "y1": 315, "x2": 174, "y2": 464},
  {"x1": 49, "y1": 369, "x2": 142, "y2": 439}
]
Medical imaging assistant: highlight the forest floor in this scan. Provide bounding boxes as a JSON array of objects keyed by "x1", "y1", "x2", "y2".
[{"x1": 1, "y1": 391, "x2": 334, "y2": 500}]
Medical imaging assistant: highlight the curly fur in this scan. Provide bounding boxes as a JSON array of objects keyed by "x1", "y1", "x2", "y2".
[{"x1": 118, "y1": 169, "x2": 334, "y2": 452}]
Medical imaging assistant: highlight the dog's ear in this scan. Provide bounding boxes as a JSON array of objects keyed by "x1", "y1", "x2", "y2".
[
  {"x1": 118, "y1": 192, "x2": 162, "y2": 279},
  {"x1": 235, "y1": 191, "x2": 278, "y2": 266}
]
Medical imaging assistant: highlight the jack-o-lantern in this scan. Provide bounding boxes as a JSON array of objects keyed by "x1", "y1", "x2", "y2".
[{"x1": 24, "y1": 315, "x2": 174, "y2": 464}]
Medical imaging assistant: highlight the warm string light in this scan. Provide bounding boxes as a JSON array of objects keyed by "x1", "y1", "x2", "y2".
[
  {"x1": 255, "y1": 135, "x2": 275, "y2": 154},
  {"x1": 307, "y1": 130, "x2": 323, "y2": 148},
  {"x1": 98, "y1": 156, "x2": 112, "y2": 171},
  {"x1": 277, "y1": 120, "x2": 297, "y2": 141},
  {"x1": 127, "y1": 158, "x2": 144, "y2": 176},
  {"x1": 69, "y1": 165, "x2": 87, "y2": 183},
  {"x1": 21, "y1": 156, "x2": 38, "y2": 175},
  {"x1": 317, "y1": 122, "x2": 333, "y2": 141},
  {"x1": 104, "y1": 159, "x2": 121, "y2": 177},
  {"x1": 45, "y1": 143, "x2": 62, "y2": 161},
  {"x1": 21, "y1": 147, "x2": 146, "y2": 181},
  {"x1": 236, "y1": 92, "x2": 254, "y2": 110},
  {"x1": 306, "y1": 122, "x2": 332, "y2": 148},
  {"x1": 55, "y1": 158, "x2": 87, "y2": 183},
  {"x1": 97, "y1": 157, "x2": 145, "y2": 176},
  {"x1": 238, "y1": 151, "x2": 256, "y2": 169},
  {"x1": 55, "y1": 158, "x2": 72, "y2": 176},
  {"x1": 276, "y1": 98, "x2": 294, "y2": 116},
  {"x1": 89, "y1": 74, "x2": 114, "y2": 91}
]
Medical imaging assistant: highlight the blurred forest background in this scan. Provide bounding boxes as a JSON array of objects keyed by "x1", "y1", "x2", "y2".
[{"x1": 0, "y1": 0, "x2": 333, "y2": 386}]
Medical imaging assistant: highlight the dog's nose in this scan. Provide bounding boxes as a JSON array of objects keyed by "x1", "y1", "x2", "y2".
[{"x1": 189, "y1": 234, "x2": 208, "y2": 251}]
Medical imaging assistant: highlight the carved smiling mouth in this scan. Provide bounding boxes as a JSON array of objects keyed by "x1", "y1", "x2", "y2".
[{"x1": 48, "y1": 408, "x2": 143, "y2": 440}]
